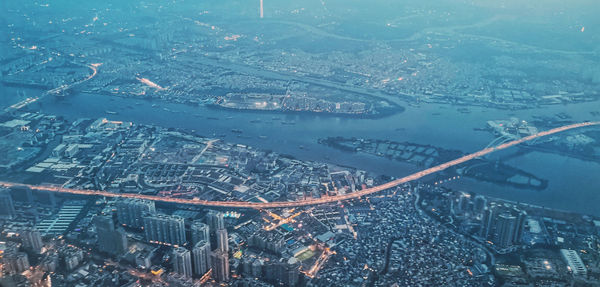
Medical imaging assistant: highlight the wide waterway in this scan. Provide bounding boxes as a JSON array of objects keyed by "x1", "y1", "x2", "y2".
[{"x1": 2, "y1": 84, "x2": 600, "y2": 216}]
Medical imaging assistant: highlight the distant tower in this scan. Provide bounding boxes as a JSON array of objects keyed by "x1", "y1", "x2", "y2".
[
  {"x1": 173, "y1": 247, "x2": 193, "y2": 278},
  {"x1": 94, "y1": 215, "x2": 128, "y2": 256},
  {"x1": 206, "y1": 211, "x2": 225, "y2": 235},
  {"x1": 473, "y1": 195, "x2": 487, "y2": 215},
  {"x1": 191, "y1": 221, "x2": 210, "y2": 247},
  {"x1": 495, "y1": 213, "x2": 517, "y2": 248},
  {"x1": 210, "y1": 250, "x2": 230, "y2": 282},
  {"x1": 216, "y1": 228, "x2": 229, "y2": 253},
  {"x1": 116, "y1": 198, "x2": 156, "y2": 228},
  {"x1": 260, "y1": 0, "x2": 264, "y2": 18},
  {"x1": 20, "y1": 227, "x2": 43, "y2": 253},
  {"x1": 192, "y1": 240, "x2": 211, "y2": 276},
  {"x1": 2, "y1": 251, "x2": 30, "y2": 274},
  {"x1": 0, "y1": 189, "x2": 16, "y2": 219},
  {"x1": 480, "y1": 204, "x2": 496, "y2": 238},
  {"x1": 455, "y1": 193, "x2": 470, "y2": 215},
  {"x1": 514, "y1": 209, "x2": 527, "y2": 244},
  {"x1": 143, "y1": 214, "x2": 186, "y2": 246}
]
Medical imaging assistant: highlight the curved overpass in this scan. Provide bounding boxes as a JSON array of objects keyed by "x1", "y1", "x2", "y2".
[{"x1": 1, "y1": 121, "x2": 598, "y2": 209}]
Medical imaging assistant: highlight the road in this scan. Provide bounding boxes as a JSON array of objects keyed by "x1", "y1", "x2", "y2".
[
  {"x1": 0, "y1": 121, "x2": 598, "y2": 209},
  {"x1": 44, "y1": 63, "x2": 99, "y2": 96},
  {"x1": 181, "y1": 53, "x2": 405, "y2": 106}
]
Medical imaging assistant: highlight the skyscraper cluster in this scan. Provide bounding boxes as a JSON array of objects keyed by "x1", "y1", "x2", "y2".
[
  {"x1": 0, "y1": 189, "x2": 16, "y2": 219},
  {"x1": 173, "y1": 247, "x2": 193, "y2": 278},
  {"x1": 143, "y1": 213, "x2": 186, "y2": 246},
  {"x1": 211, "y1": 226, "x2": 230, "y2": 282},
  {"x1": 93, "y1": 215, "x2": 128, "y2": 255},
  {"x1": 116, "y1": 198, "x2": 156, "y2": 228},
  {"x1": 451, "y1": 192, "x2": 527, "y2": 250},
  {"x1": 480, "y1": 202, "x2": 527, "y2": 249},
  {"x1": 192, "y1": 240, "x2": 211, "y2": 276},
  {"x1": 191, "y1": 220, "x2": 210, "y2": 247},
  {"x1": 103, "y1": 200, "x2": 233, "y2": 282},
  {"x1": 20, "y1": 227, "x2": 43, "y2": 253}
]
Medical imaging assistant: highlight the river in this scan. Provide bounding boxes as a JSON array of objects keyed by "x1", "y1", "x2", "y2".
[{"x1": 2, "y1": 86, "x2": 600, "y2": 215}]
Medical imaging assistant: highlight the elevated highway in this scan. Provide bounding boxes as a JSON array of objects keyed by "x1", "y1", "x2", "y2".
[{"x1": 1, "y1": 121, "x2": 598, "y2": 209}]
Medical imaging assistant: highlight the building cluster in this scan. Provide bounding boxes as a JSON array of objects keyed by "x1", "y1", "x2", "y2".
[
  {"x1": 312, "y1": 184, "x2": 494, "y2": 286},
  {"x1": 0, "y1": 113, "x2": 67, "y2": 171},
  {"x1": 1, "y1": 111, "x2": 374, "y2": 207},
  {"x1": 1, "y1": 2, "x2": 600, "y2": 286},
  {"x1": 3, "y1": 0, "x2": 600, "y2": 128},
  {"x1": 448, "y1": 192, "x2": 528, "y2": 252},
  {"x1": 0, "y1": 109, "x2": 599, "y2": 286},
  {"x1": 420, "y1": 187, "x2": 600, "y2": 286},
  {"x1": 216, "y1": 93, "x2": 371, "y2": 115},
  {"x1": 487, "y1": 117, "x2": 539, "y2": 140}
]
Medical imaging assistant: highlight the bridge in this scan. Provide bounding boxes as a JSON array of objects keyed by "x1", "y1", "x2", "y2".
[
  {"x1": 0, "y1": 121, "x2": 598, "y2": 209},
  {"x1": 44, "y1": 63, "x2": 99, "y2": 96}
]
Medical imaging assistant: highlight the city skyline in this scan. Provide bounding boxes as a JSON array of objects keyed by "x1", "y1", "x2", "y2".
[{"x1": 1, "y1": 0, "x2": 599, "y2": 286}]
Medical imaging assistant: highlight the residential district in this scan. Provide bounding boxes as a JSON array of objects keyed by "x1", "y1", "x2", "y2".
[
  {"x1": 1, "y1": 2, "x2": 600, "y2": 286},
  {"x1": 0, "y1": 110, "x2": 599, "y2": 286},
  {"x1": 2, "y1": 1, "x2": 599, "y2": 120}
]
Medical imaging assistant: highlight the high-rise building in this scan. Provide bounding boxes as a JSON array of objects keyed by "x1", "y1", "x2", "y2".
[
  {"x1": 482, "y1": 204, "x2": 527, "y2": 249},
  {"x1": 95, "y1": 215, "x2": 114, "y2": 233},
  {"x1": 60, "y1": 246, "x2": 85, "y2": 271},
  {"x1": 34, "y1": 190, "x2": 57, "y2": 209},
  {"x1": 473, "y1": 195, "x2": 487, "y2": 215},
  {"x1": 20, "y1": 227, "x2": 43, "y2": 253},
  {"x1": 191, "y1": 220, "x2": 210, "y2": 247},
  {"x1": 192, "y1": 240, "x2": 211, "y2": 276},
  {"x1": 116, "y1": 198, "x2": 156, "y2": 228},
  {"x1": 216, "y1": 228, "x2": 229, "y2": 253},
  {"x1": 2, "y1": 251, "x2": 30, "y2": 274},
  {"x1": 264, "y1": 258, "x2": 301, "y2": 287},
  {"x1": 210, "y1": 250, "x2": 230, "y2": 282},
  {"x1": 473, "y1": 195, "x2": 487, "y2": 216},
  {"x1": 173, "y1": 247, "x2": 193, "y2": 278},
  {"x1": 249, "y1": 230, "x2": 285, "y2": 254},
  {"x1": 8, "y1": 186, "x2": 32, "y2": 204},
  {"x1": 456, "y1": 193, "x2": 470, "y2": 215},
  {"x1": 514, "y1": 209, "x2": 527, "y2": 244},
  {"x1": 94, "y1": 215, "x2": 128, "y2": 255},
  {"x1": 283, "y1": 258, "x2": 301, "y2": 286},
  {"x1": 480, "y1": 203, "x2": 498, "y2": 239},
  {"x1": 143, "y1": 213, "x2": 186, "y2": 246},
  {"x1": 561, "y1": 249, "x2": 588, "y2": 277},
  {"x1": 0, "y1": 189, "x2": 16, "y2": 219},
  {"x1": 251, "y1": 259, "x2": 264, "y2": 278},
  {"x1": 40, "y1": 253, "x2": 59, "y2": 273},
  {"x1": 495, "y1": 213, "x2": 517, "y2": 248},
  {"x1": 206, "y1": 211, "x2": 225, "y2": 235}
]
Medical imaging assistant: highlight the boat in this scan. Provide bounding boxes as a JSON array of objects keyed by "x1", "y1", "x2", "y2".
[
  {"x1": 105, "y1": 110, "x2": 118, "y2": 115},
  {"x1": 231, "y1": 129, "x2": 243, "y2": 134}
]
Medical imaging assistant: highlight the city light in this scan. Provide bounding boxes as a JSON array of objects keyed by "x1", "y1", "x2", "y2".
[{"x1": 0, "y1": 121, "x2": 596, "y2": 209}]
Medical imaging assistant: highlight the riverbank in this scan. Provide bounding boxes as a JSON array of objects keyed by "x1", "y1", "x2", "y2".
[{"x1": 2, "y1": 87, "x2": 598, "y2": 215}]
